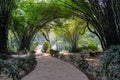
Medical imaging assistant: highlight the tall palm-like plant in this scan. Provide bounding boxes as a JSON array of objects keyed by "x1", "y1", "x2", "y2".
[
  {"x1": 0, "y1": 0, "x2": 16, "y2": 53},
  {"x1": 62, "y1": 0, "x2": 120, "y2": 50}
]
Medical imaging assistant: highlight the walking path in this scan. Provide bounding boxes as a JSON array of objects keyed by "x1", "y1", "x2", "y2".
[{"x1": 22, "y1": 53, "x2": 89, "y2": 80}]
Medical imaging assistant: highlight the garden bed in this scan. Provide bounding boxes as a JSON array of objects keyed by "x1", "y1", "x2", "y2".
[
  {"x1": 49, "y1": 46, "x2": 120, "y2": 80},
  {"x1": 0, "y1": 52, "x2": 36, "y2": 80}
]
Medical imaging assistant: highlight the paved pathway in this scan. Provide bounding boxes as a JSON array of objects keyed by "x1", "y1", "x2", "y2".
[{"x1": 22, "y1": 54, "x2": 89, "y2": 80}]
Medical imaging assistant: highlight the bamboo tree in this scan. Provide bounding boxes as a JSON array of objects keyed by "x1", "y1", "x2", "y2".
[
  {"x1": 11, "y1": 0, "x2": 72, "y2": 51},
  {"x1": 62, "y1": 0, "x2": 120, "y2": 50},
  {"x1": 0, "y1": 0, "x2": 16, "y2": 53}
]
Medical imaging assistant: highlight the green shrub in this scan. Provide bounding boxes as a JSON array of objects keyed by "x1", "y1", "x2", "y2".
[
  {"x1": 70, "y1": 47, "x2": 82, "y2": 53},
  {"x1": 88, "y1": 44, "x2": 98, "y2": 51},
  {"x1": 0, "y1": 54, "x2": 7, "y2": 59},
  {"x1": 42, "y1": 41, "x2": 51, "y2": 53},
  {"x1": 69, "y1": 55, "x2": 76, "y2": 63},
  {"x1": 0, "y1": 52, "x2": 36, "y2": 80},
  {"x1": 81, "y1": 44, "x2": 98, "y2": 51},
  {"x1": 70, "y1": 44, "x2": 98, "y2": 53},
  {"x1": 75, "y1": 52, "x2": 89, "y2": 72},
  {"x1": 0, "y1": 59, "x2": 20, "y2": 80},
  {"x1": 96, "y1": 45, "x2": 120, "y2": 80},
  {"x1": 49, "y1": 49, "x2": 59, "y2": 57}
]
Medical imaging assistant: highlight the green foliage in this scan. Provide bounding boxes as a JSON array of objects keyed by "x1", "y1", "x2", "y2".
[
  {"x1": 0, "y1": 0, "x2": 18, "y2": 53},
  {"x1": 75, "y1": 52, "x2": 89, "y2": 72},
  {"x1": 0, "y1": 54, "x2": 7, "y2": 59},
  {"x1": 70, "y1": 47, "x2": 82, "y2": 53},
  {"x1": 81, "y1": 44, "x2": 98, "y2": 51},
  {"x1": 69, "y1": 55, "x2": 76, "y2": 62},
  {"x1": 52, "y1": 17, "x2": 100, "y2": 51},
  {"x1": 8, "y1": 30, "x2": 19, "y2": 52},
  {"x1": 30, "y1": 41, "x2": 39, "y2": 51},
  {"x1": 0, "y1": 52, "x2": 36, "y2": 80},
  {"x1": 0, "y1": 59, "x2": 20, "y2": 80},
  {"x1": 49, "y1": 49, "x2": 59, "y2": 57},
  {"x1": 69, "y1": 44, "x2": 98, "y2": 52},
  {"x1": 42, "y1": 42, "x2": 51, "y2": 53},
  {"x1": 10, "y1": 0, "x2": 72, "y2": 51},
  {"x1": 62, "y1": 0, "x2": 120, "y2": 50},
  {"x1": 78, "y1": 31, "x2": 101, "y2": 51},
  {"x1": 0, "y1": 0, "x2": 17, "y2": 16},
  {"x1": 96, "y1": 45, "x2": 120, "y2": 80},
  {"x1": 53, "y1": 17, "x2": 86, "y2": 51}
]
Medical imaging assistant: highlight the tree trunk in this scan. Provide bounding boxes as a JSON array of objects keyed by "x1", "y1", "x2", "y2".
[
  {"x1": 41, "y1": 30, "x2": 50, "y2": 42},
  {"x1": 71, "y1": 44, "x2": 77, "y2": 52},
  {"x1": 70, "y1": 0, "x2": 120, "y2": 50},
  {"x1": 0, "y1": 26, "x2": 8, "y2": 53},
  {"x1": 70, "y1": 33, "x2": 79, "y2": 52},
  {"x1": 0, "y1": 0, "x2": 16, "y2": 54},
  {"x1": 19, "y1": 35, "x2": 31, "y2": 51},
  {"x1": 0, "y1": 15, "x2": 9, "y2": 54}
]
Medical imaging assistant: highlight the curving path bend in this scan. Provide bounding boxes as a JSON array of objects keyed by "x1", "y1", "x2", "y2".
[{"x1": 22, "y1": 53, "x2": 89, "y2": 80}]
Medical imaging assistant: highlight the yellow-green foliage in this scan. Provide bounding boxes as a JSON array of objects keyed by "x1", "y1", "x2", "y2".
[
  {"x1": 42, "y1": 41, "x2": 51, "y2": 53},
  {"x1": 30, "y1": 41, "x2": 39, "y2": 51}
]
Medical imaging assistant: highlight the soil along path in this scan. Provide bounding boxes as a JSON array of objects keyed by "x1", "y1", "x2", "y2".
[{"x1": 22, "y1": 54, "x2": 89, "y2": 80}]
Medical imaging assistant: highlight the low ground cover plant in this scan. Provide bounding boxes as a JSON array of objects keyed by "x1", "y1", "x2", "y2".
[
  {"x1": 0, "y1": 52, "x2": 36, "y2": 80},
  {"x1": 95, "y1": 45, "x2": 120, "y2": 80}
]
